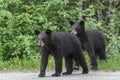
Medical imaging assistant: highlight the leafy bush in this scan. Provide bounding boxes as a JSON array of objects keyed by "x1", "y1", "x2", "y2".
[
  {"x1": 0, "y1": 0, "x2": 79, "y2": 60},
  {"x1": 0, "y1": 0, "x2": 120, "y2": 62}
]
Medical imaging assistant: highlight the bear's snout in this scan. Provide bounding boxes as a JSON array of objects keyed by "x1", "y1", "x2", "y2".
[
  {"x1": 71, "y1": 29, "x2": 77, "y2": 35},
  {"x1": 38, "y1": 40, "x2": 45, "y2": 47}
]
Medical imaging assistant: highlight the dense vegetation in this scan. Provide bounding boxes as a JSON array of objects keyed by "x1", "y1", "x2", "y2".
[{"x1": 0, "y1": 0, "x2": 120, "y2": 70}]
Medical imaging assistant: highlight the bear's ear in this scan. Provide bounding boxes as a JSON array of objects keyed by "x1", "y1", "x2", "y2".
[
  {"x1": 46, "y1": 29, "x2": 52, "y2": 35},
  {"x1": 69, "y1": 21, "x2": 74, "y2": 26},
  {"x1": 79, "y1": 21, "x2": 84, "y2": 26},
  {"x1": 34, "y1": 30, "x2": 40, "y2": 35}
]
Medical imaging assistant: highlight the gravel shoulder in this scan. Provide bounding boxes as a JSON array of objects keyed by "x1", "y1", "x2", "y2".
[{"x1": 0, "y1": 71, "x2": 120, "y2": 80}]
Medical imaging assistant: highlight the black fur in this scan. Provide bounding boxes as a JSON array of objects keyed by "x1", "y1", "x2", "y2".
[
  {"x1": 70, "y1": 21, "x2": 106, "y2": 70},
  {"x1": 34, "y1": 29, "x2": 88, "y2": 77}
]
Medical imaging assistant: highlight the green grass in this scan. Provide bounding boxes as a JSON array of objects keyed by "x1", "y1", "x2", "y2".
[
  {"x1": 0, "y1": 54, "x2": 120, "y2": 71},
  {"x1": 85, "y1": 54, "x2": 120, "y2": 71},
  {"x1": 0, "y1": 56, "x2": 57, "y2": 71},
  {"x1": 0, "y1": 58, "x2": 39, "y2": 71},
  {"x1": 98, "y1": 55, "x2": 120, "y2": 71}
]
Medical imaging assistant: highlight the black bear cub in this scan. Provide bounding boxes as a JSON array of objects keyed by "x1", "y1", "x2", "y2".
[
  {"x1": 34, "y1": 29, "x2": 88, "y2": 77},
  {"x1": 70, "y1": 21, "x2": 106, "y2": 70}
]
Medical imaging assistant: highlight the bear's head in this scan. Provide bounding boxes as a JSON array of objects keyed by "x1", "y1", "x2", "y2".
[
  {"x1": 69, "y1": 21, "x2": 85, "y2": 36},
  {"x1": 34, "y1": 29, "x2": 52, "y2": 47}
]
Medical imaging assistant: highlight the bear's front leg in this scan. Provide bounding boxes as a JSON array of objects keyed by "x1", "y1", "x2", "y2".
[
  {"x1": 84, "y1": 41, "x2": 98, "y2": 70},
  {"x1": 38, "y1": 47, "x2": 49, "y2": 77},
  {"x1": 52, "y1": 52, "x2": 62, "y2": 77},
  {"x1": 62, "y1": 57, "x2": 73, "y2": 75}
]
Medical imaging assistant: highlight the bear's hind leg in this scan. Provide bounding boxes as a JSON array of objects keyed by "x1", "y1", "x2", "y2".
[
  {"x1": 74, "y1": 53, "x2": 89, "y2": 74},
  {"x1": 52, "y1": 54, "x2": 62, "y2": 77}
]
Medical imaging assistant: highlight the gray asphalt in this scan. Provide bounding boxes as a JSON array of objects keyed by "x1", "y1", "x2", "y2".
[{"x1": 0, "y1": 71, "x2": 120, "y2": 80}]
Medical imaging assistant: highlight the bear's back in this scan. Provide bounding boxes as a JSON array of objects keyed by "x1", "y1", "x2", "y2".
[
  {"x1": 86, "y1": 30, "x2": 105, "y2": 49},
  {"x1": 53, "y1": 32, "x2": 82, "y2": 56},
  {"x1": 55, "y1": 32, "x2": 80, "y2": 45}
]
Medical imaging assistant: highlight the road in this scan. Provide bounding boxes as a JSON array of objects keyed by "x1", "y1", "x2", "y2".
[{"x1": 0, "y1": 71, "x2": 120, "y2": 80}]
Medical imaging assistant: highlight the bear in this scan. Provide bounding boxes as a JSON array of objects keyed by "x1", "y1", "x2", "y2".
[
  {"x1": 69, "y1": 21, "x2": 106, "y2": 70},
  {"x1": 34, "y1": 29, "x2": 88, "y2": 77}
]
